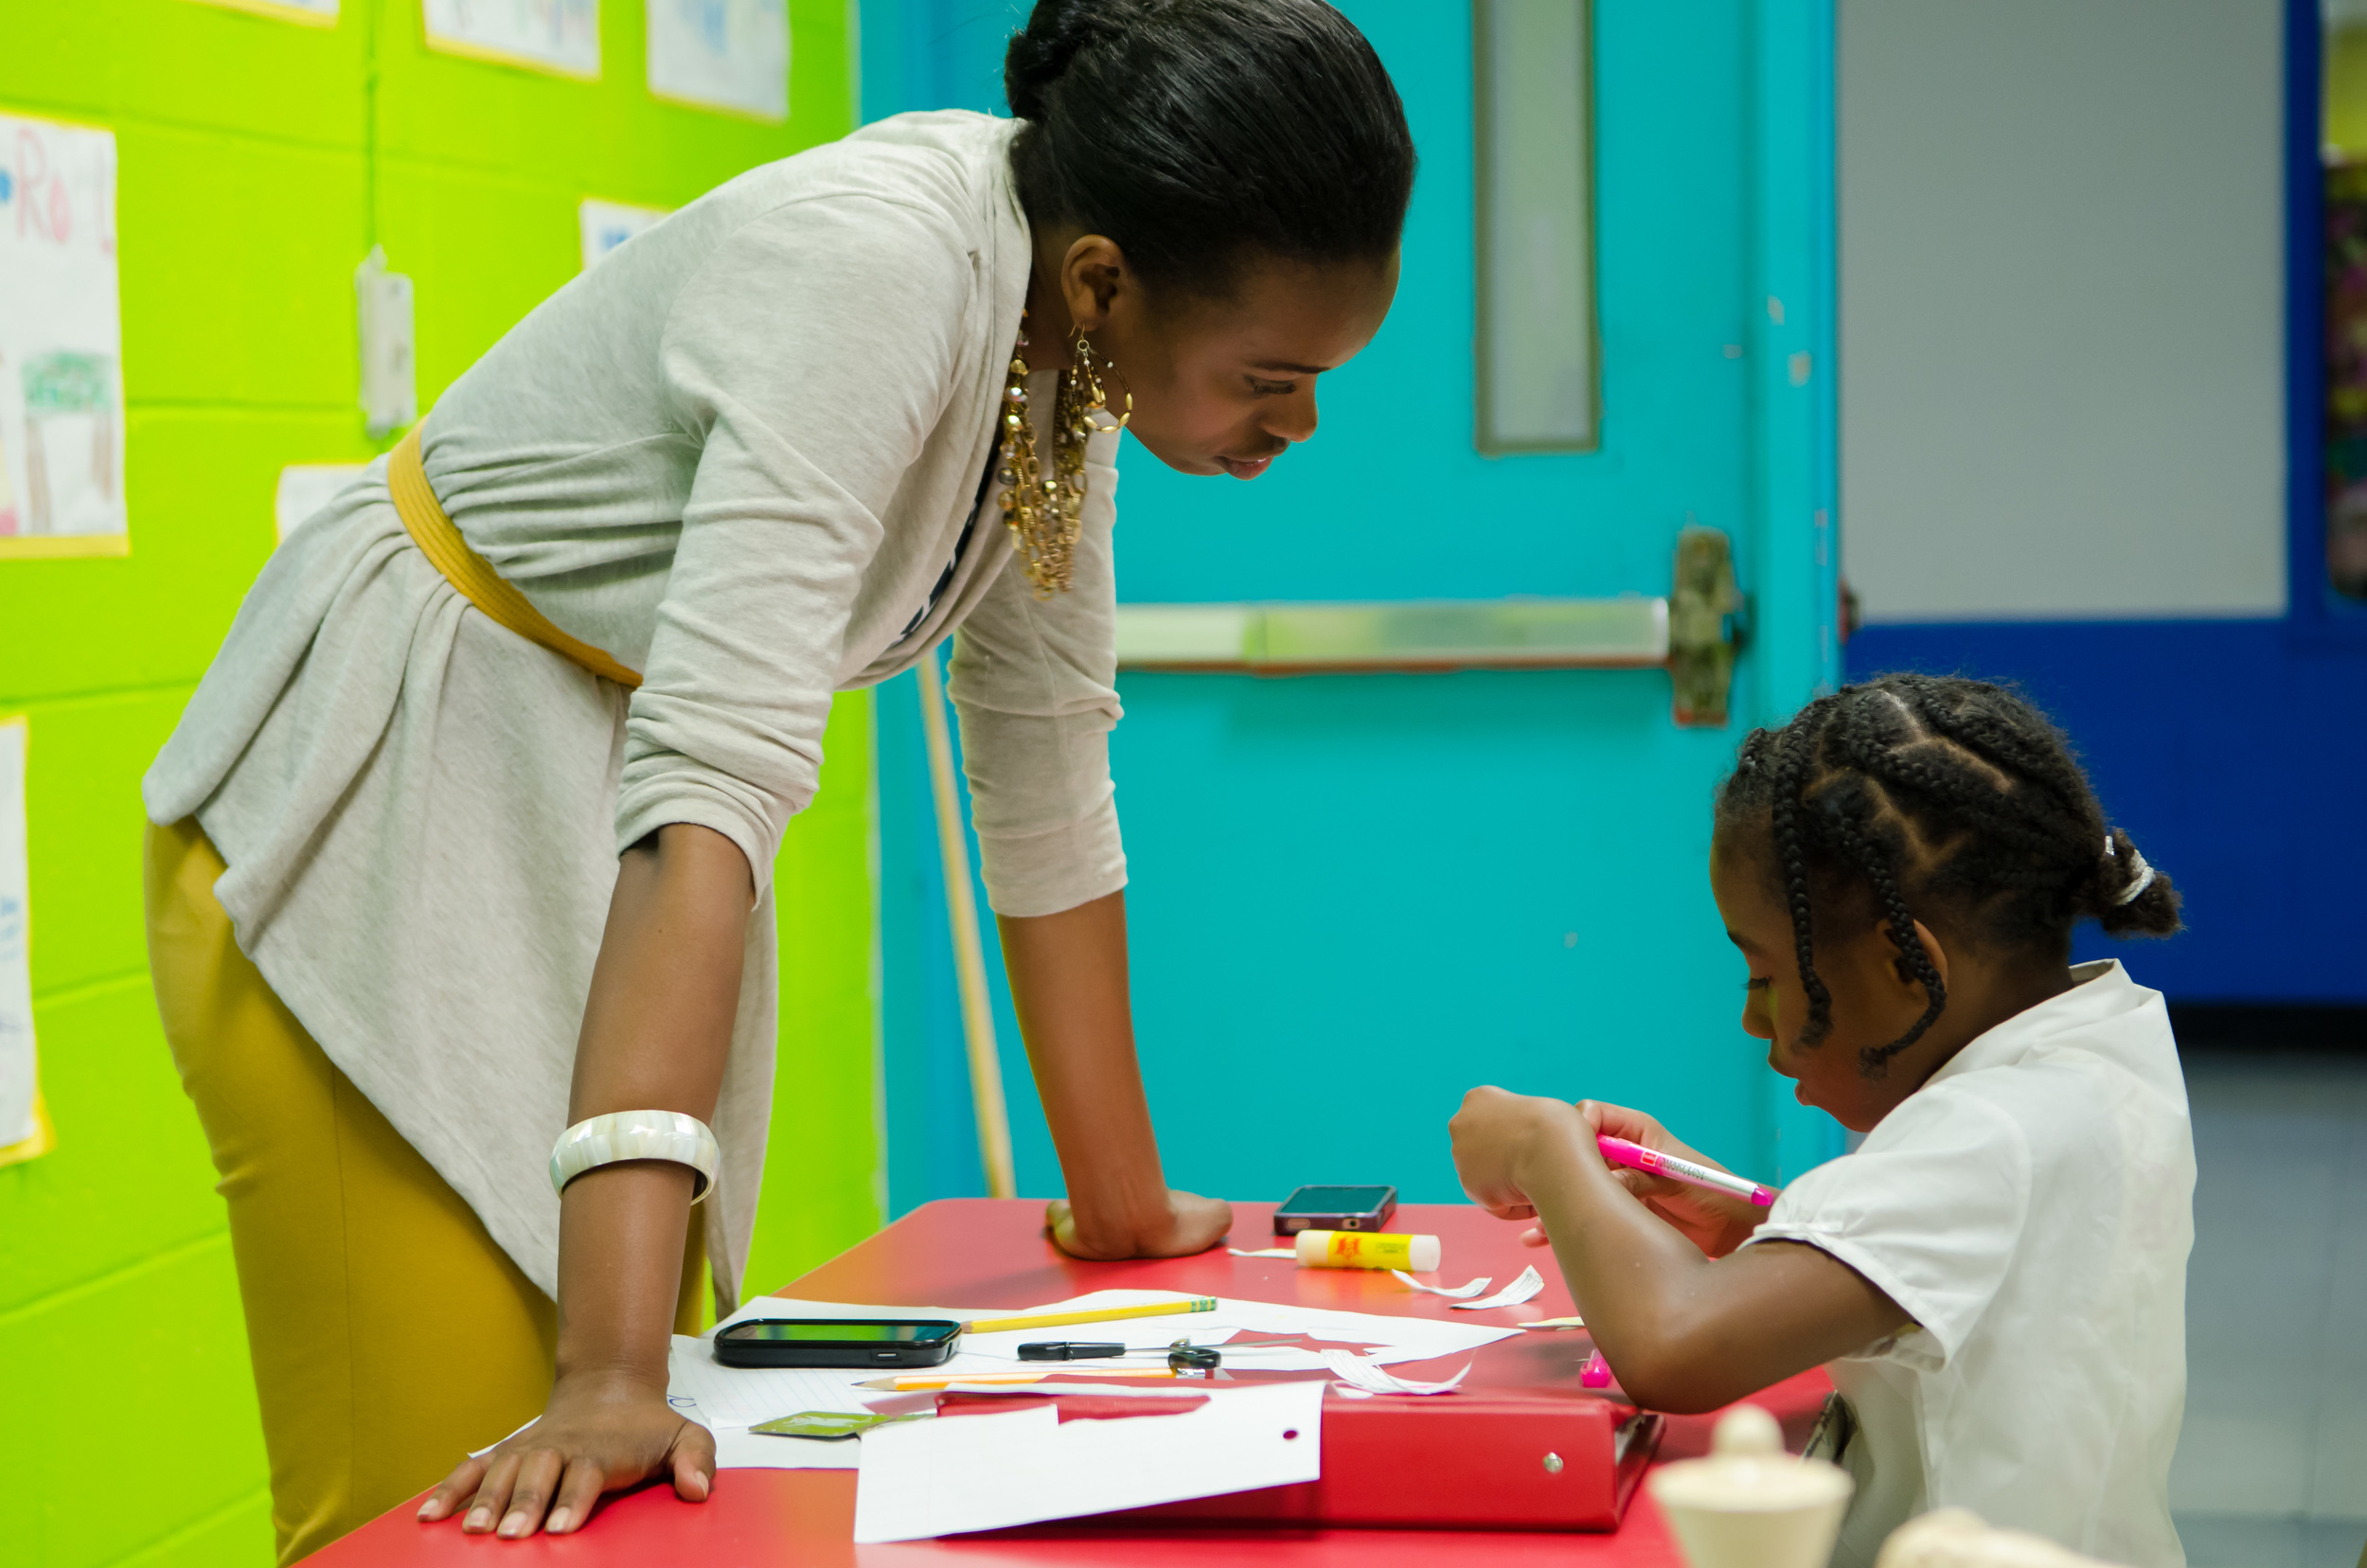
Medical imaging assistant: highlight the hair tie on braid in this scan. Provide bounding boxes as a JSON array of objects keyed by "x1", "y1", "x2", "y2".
[{"x1": 2104, "y1": 834, "x2": 2157, "y2": 906}]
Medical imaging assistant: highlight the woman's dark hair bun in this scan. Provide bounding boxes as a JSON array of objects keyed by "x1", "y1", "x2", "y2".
[
  {"x1": 1003, "y1": 0, "x2": 1099, "y2": 124},
  {"x1": 1005, "y1": 0, "x2": 1415, "y2": 294}
]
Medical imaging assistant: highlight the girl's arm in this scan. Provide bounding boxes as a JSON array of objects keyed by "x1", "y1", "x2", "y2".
[
  {"x1": 1451, "y1": 1087, "x2": 1912, "y2": 1414},
  {"x1": 999, "y1": 890, "x2": 1233, "y2": 1257},
  {"x1": 421, "y1": 822, "x2": 753, "y2": 1537}
]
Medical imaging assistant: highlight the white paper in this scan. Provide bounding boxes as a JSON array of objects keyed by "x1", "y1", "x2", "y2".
[
  {"x1": 1321, "y1": 1348, "x2": 1469, "y2": 1397},
  {"x1": 647, "y1": 0, "x2": 788, "y2": 120},
  {"x1": 423, "y1": 0, "x2": 599, "y2": 77},
  {"x1": 1227, "y1": 1247, "x2": 1295, "y2": 1259},
  {"x1": 0, "y1": 719, "x2": 32, "y2": 1148},
  {"x1": 1450, "y1": 1264, "x2": 1546, "y2": 1311},
  {"x1": 1392, "y1": 1270, "x2": 1492, "y2": 1299},
  {"x1": 852, "y1": 1381, "x2": 1324, "y2": 1543},
  {"x1": 189, "y1": 0, "x2": 339, "y2": 20},
  {"x1": 275, "y1": 465, "x2": 366, "y2": 543},
  {"x1": 578, "y1": 198, "x2": 668, "y2": 272},
  {"x1": 0, "y1": 114, "x2": 124, "y2": 549}
]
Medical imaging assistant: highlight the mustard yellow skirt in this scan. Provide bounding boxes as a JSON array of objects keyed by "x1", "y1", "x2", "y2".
[{"x1": 143, "y1": 818, "x2": 703, "y2": 1562}]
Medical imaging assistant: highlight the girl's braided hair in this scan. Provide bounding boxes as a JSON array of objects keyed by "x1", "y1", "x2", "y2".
[{"x1": 1717, "y1": 674, "x2": 2181, "y2": 1078}]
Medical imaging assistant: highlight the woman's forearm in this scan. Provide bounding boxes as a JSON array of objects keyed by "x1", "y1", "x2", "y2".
[
  {"x1": 996, "y1": 891, "x2": 1176, "y2": 1248},
  {"x1": 558, "y1": 823, "x2": 754, "y2": 1382}
]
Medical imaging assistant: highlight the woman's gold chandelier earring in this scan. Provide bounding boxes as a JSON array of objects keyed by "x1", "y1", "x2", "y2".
[{"x1": 997, "y1": 313, "x2": 1131, "y2": 598}]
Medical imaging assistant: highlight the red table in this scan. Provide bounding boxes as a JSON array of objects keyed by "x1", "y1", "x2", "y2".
[{"x1": 321, "y1": 1200, "x2": 1828, "y2": 1565}]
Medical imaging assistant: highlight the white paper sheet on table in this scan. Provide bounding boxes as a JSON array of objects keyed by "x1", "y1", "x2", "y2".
[
  {"x1": 852, "y1": 1381, "x2": 1326, "y2": 1543},
  {"x1": 673, "y1": 1288, "x2": 1518, "y2": 1470}
]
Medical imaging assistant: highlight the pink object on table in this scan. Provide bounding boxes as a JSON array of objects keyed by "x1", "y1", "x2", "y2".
[
  {"x1": 1598, "y1": 1135, "x2": 1777, "y2": 1207},
  {"x1": 1583, "y1": 1349, "x2": 1614, "y2": 1388}
]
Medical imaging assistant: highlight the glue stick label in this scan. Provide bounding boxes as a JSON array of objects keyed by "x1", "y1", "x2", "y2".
[{"x1": 1295, "y1": 1230, "x2": 1425, "y2": 1270}]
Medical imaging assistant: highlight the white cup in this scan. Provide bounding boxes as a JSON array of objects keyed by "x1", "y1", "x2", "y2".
[{"x1": 1647, "y1": 1404, "x2": 1855, "y2": 1568}]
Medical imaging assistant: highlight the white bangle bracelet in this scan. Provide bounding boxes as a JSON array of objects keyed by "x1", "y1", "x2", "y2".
[{"x1": 549, "y1": 1111, "x2": 721, "y2": 1203}]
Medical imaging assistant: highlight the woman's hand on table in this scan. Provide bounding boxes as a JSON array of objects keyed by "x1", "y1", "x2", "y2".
[
  {"x1": 417, "y1": 1370, "x2": 714, "y2": 1538},
  {"x1": 1045, "y1": 1188, "x2": 1233, "y2": 1259}
]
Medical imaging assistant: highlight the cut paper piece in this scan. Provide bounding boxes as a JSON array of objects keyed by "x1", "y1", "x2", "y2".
[
  {"x1": 423, "y1": 0, "x2": 598, "y2": 79},
  {"x1": 853, "y1": 1380, "x2": 1323, "y2": 1542},
  {"x1": 0, "y1": 114, "x2": 127, "y2": 558},
  {"x1": 1391, "y1": 1269, "x2": 1492, "y2": 1299},
  {"x1": 1228, "y1": 1247, "x2": 1295, "y2": 1259},
  {"x1": 648, "y1": 0, "x2": 789, "y2": 121},
  {"x1": 1321, "y1": 1348, "x2": 1470, "y2": 1397},
  {"x1": 1450, "y1": 1264, "x2": 1545, "y2": 1311},
  {"x1": 1521, "y1": 1315, "x2": 1587, "y2": 1330}
]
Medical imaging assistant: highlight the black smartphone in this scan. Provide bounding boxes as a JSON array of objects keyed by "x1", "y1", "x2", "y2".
[
  {"x1": 711, "y1": 1318, "x2": 963, "y2": 1369},
  {"x1": 1272, "y1": 1184, "x2": 1398, "y2": 1235}
]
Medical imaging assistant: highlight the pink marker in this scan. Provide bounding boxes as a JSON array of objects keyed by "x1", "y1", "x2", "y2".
[{"x1": 1598, "y1": 1135, "x2": 1777, "y2": 1207}]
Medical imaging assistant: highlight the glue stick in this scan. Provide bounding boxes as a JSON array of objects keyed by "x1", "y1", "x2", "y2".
[{"x1": 1293, "y1": 1229, "x2": 1442, "y2": 1273}]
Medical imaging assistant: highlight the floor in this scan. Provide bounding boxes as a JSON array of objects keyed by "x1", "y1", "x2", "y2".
[{"x1": 2170, "y1": 1045, "x2": 2367, "y2": 1568}]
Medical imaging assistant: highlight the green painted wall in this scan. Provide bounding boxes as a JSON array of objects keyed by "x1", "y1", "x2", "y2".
[{"x1": 0, "y1": 4, "x2": 874, "y2": 1563}]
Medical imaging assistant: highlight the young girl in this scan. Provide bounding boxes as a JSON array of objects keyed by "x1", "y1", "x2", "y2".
[{"x1": 1450, "y1": 674, "x2": 2193, "y2": 1568}]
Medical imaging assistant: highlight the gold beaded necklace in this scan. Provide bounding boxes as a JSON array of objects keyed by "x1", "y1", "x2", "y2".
[{"x1": 997, "y1": 312, "x2": 1130, "y2": 597}]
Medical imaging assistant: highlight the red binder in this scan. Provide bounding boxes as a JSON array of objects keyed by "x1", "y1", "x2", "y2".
[{"x1": 1096, "y1": 1388, "x2": 1659, "y2": 1530}]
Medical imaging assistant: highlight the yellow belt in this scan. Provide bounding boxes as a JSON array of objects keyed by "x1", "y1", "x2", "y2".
[{"x1": 387, "y1": 427, "x2": 643, "y2": 688}]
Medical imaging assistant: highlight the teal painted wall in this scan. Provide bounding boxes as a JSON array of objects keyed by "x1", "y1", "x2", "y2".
[{"x1": 866, "y1": 0, "x2": 1846, "y2": 1217}]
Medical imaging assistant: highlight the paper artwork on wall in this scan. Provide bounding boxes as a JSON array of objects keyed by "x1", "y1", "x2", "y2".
[
  {"x1": 648, "y1": 0, "x2": 789, "y2": 121},
  {"x1": 578, "y1": 198, "x2": 669, "y2": 271},
  {"x1": 0, "y1": 112, "x2": 127, "y2": 560},
  {"x1": 423, "y1": 0, "x2": 599, "y2": 80},
  {"x1": 184, "y1": 0, "x2": 340, "y2": 24},
  {"x1": 276, "y1": 464, "x2": 367, "y2": 543},
  {"x1": 0, "y1": 715, "x2": 49, "y2": 1168}
]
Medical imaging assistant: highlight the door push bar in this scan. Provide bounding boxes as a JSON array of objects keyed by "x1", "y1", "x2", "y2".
[{"x1": 1111, "y1": 526, "x2": 1747, "y2": 728}]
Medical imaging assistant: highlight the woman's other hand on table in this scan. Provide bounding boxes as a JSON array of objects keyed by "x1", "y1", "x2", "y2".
[
  {"x1": 417, "y1": 1371, "x2": 715, "y2": 1538},
  {"x1": 1046, "y1": 1188, "x2": 1233, "y2": 1259}
]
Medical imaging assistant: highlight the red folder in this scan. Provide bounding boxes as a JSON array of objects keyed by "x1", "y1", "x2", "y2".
[{"x1": 946, "y1": 1382, "x2": 1661, "y2": 1532}]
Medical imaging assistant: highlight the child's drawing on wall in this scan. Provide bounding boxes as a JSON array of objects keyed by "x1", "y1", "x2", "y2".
[{"x1": 0, "y1": 112, "x2": 125, "y2": 553}]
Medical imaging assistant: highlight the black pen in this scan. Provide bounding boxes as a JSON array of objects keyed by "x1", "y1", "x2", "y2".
[{"x1": 1016, "y1": 1341, "x2": 1128, "y2": 1361}]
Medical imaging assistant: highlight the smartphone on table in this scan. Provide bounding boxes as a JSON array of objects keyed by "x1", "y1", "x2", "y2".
[
  {"x1": 712, "y1": 1319, "x2": 963, "y2": 1369},
  {"x1": 1272, "y1": 1184, "x2": 1398, "y2": 1235}
]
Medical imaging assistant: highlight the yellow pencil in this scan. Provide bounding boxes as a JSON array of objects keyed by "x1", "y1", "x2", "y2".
[
  {"x1": 856, "y1": 1368, "x2": 1181, "y2": 1392},
  {"x1": 963, "y1": 1297, "x2": 1219, "y2": 1336}
]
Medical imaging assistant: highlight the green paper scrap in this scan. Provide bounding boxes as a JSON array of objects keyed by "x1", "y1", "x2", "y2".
[{"x1": 747, "y1": 1410, "x2": 930, "y2": 1441}]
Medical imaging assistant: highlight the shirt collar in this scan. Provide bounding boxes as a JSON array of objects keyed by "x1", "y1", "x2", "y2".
[{"x1": 1924, "y1": 958, "x2": 2154, "y2": 1085}]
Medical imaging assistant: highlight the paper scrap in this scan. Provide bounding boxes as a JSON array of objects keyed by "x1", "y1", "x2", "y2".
[
  {"x1": 1450, "y1": 1264, "x2": 1545, "y2": 1311},
  {"x1": 1391, "y1": 1270, "x2": 1491, "y2": 1299},
  {"x1": 852, "y1": 1381, "x2": 1324, "y2": 1542},
  {"x1": 1321, "y1": 1348, "x2": 1470, "y2": 1397},
  {"x1": 1521, "y1": 1315, "x2": 1587, "y2": 1330},
  {"x1": 1228, "y1": 1247, "x2": 1296, "y2": 1259}
]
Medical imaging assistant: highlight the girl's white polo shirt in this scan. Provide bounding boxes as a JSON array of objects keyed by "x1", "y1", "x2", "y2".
[{"x1": 1745, "y1": 959, "x2": 2195, "y2": 1567}]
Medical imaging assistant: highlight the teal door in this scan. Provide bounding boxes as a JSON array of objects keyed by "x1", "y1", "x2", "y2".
[{"x1": 869, "y1": 1, "x2": 1845, "y2": 1209}]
